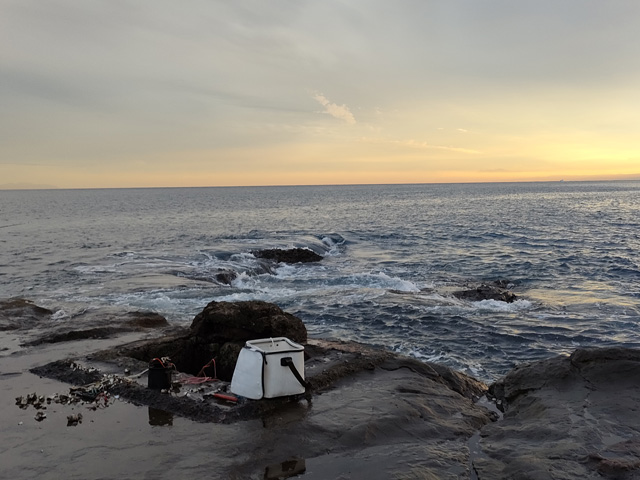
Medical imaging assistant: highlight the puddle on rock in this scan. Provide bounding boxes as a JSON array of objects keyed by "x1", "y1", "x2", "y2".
[
  {"x1": 264, "y1": 457, "x2": 306, "y2": 480},
  {"x1": 148, "y1": 407, "x2": 173, "y2": 426}
]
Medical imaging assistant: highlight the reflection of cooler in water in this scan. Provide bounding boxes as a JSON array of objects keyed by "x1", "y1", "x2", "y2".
[
  {"x1": 264, "y1": 458, "x2": 306, "y2": 479},
  {"x1": 148, "y1": 407, "x2": 173, "y2": 426},
  {"x1": 147, "y1": 357, "x2": 175, "y2": 390}
]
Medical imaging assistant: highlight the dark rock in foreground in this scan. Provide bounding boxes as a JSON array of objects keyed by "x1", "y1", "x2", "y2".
[
  {"x1": 26, "y1": 296, "x2": 496, "y2": 480},
  {"x1": 100, "y1": 300, "x2": 307, "y2": 381},
  {"x1": 16, "y1": 297, "x2": 640, "y2": 479},
  {"x1": 252, "y1": 247, "x2": 323, "y2": 264},
  {"x1": 453, "y1": 283, "x2": 517, "y2": 303},
  {"x1": 30, "y1": 338, "x2": 495, "y2": 478},
  {"x1": 479, "y1": 347, "x2": 640, "y2": 479},
  {"x1": 26, "y1": 298, "x2": 495, "y2": 477}
]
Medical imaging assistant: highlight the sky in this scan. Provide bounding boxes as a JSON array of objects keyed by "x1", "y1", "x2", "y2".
[{"x1": 1, "y1": 0, "x2": 640, "y2": 189}]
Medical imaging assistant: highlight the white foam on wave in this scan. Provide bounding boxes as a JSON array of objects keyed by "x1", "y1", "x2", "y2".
[
  {"x1": 473, "y1": 298, "x2": 532, "y2": 312},
  {"x1": 228, "y1": 252, "x2": 259, "y2": 266},
  {"x1": 273, "y1": 263, "x2": 300, "y2": 278},
  {"x1": 73, "y1": 264, "x2": 118, "y2": 274},
  {"x1": 321, "y1": 236, "x2": 344, "y2": 256},
  {"x1": 230, "y1": 271, "x2": 264, "y2": 289},
  {"x1": 51, "y1": 309, "x2": 68, "y2": 321},
  {"x1": 394, "y1": 344, "x2": 456, "y2": 366},
  {"x1": 216, "y1": 287, "x2": 299, "y2": 304},
  {"x1": 196, "y1": 250, "x2": 216, "y2": 263},
  {"x1": 109, "y1": 251, "x2": 136, "y2": 258},
  {"x1": 364, "y1": 272, "x2": 421, "y2": 293},
  {"x1": 90, "y1": 287, "x2": 214, "y2": 322}
]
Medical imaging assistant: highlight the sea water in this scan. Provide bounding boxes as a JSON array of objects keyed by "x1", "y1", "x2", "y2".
[{"x1": 1, "y1": 181, "x2": 639, "y2": 381}]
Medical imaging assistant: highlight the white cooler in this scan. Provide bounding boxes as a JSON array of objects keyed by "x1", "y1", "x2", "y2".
[{"x1": 230, "y1": 337, "x2": 306, "y2": 399}]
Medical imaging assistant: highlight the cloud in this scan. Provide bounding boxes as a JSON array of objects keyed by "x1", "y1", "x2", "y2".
[
  {"x1": 313, "y1": 93, "x2": 356, "y2": 124},
  {"x1": 361, "y1": 137, "x2": 480, "y2": 155}
]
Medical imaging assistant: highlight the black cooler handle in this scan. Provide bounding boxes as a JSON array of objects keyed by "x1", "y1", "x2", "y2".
[{"x1": 281, "y1": 357, "x2": 310, "y2": 390}]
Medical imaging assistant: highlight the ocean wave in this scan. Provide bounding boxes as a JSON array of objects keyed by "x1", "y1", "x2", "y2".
[
  {"x1": 320, "y1": 272, "x2": 421, "y2": 292},
  {"x1": 320, "y1": 233, "x2": 347, "y2": 255},
  {"x1": 73, "y1": 264, "x2": 118, "y2": 274},
  {"x1": 472, "y1": 299, "x2": 533, "y2": 312},
  {"x1": 51, "y1": 309, "x2": 68, "y2": 321},
  {"x1": 5, "y1": 182, "x2": 640, "y2": 380}
]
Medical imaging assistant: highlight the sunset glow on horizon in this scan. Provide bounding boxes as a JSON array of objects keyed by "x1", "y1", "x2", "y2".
[{"x1": 2, "y1": 1, "x2": 639, "y2": 189}]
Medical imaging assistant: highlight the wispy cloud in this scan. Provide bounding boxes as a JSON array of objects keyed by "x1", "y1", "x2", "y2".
[
  {"x1": 361, "y1": 137, "x2": 481, "y2": 154},
  {"x1": 313, "y1": 93, "x2": 356, "y2": 124}
]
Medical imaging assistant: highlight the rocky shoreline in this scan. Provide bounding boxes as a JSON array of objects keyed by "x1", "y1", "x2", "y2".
[{"x1": 2, "y1": 297, "x2": 640, "y2": 479}]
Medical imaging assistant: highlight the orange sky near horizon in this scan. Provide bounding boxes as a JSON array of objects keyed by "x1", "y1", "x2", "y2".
[{"x1": 1, "y1": 1, "x2": 639, "y2": 189}]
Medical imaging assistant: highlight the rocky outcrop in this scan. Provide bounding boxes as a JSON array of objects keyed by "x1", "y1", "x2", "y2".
[
  {"x1": 252, "y1": 247, "x2": 323, "y2": 264},
  {"x1": 22, "y1": 310, "x2": 169, "y2": 346},
  {"x1": 214, "y1": 269, "x2": 238, "y2": 285},
  {"x1": 16, "y1": 296, "x2": 640, "y2": 479},
  {"x1": 106, "y1": 300, "x2": 307, "y2": 381},
  {"x1": 453, "y1": 282, "x2": 517, "y2": 303},
  {"x1": 30, "y1": 337, "x2": 496, "y2": 478},
  {"x1": 477, "y1": 347, "x2": 640, "y2": 479},
  {"x1": 1, "y1": 298, "x2": 169, "y2": 345},
  {"x1": 190, "y1": 300, "x2": 306, "y2": 344},
  {"x1": 188, "y1": 300, "x2": 307, "y2": 379},
  {"x1": 0, "y1": 298, "x2": 53, "y2": 330}
]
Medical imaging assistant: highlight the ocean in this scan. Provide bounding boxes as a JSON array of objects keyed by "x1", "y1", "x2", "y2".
[{"x1": 1, "y1": 181, "x2": 639, "y2": 382}]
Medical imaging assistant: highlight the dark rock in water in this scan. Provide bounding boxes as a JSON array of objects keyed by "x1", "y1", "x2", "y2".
[
  {"x1": 106, "y1": 300, "x2": 307, "y2": 381},
  {"x1": 252, "y1": 247, "x2": 322, "y2": 264},
  {"x1": 0, "y1": 298, "x2": 53, "y2": 330},
  {"x1": 492, "y1": 279, "x2": 514, "y2": 289},
  {"x1": 477, "y1": 347, "x2": 640, "y2": 479},
  {"x1": 124, "y1": 312, "x2": 169, "y2": 329},
  {"x1": 453, "y1": 283, "x2": 517, "y2": 303},
  {"x1": 215, "y1": 269, "x2": 237, "y2": 285}
]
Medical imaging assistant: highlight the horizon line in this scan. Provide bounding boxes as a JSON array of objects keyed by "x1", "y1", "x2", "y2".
[{"x1": 2, "y1": 176, "x2": 640, "y2": 191}]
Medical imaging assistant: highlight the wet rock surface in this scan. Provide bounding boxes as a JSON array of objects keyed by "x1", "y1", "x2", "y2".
[
  {"x1": 0, "y1": 298, "x2": 53, "y2": 330},
  {"x1": 478, "y1": 347, "x2": 640, "y2": 479},
  {"x1": 19, "y1": 298, "x2": 496, "y2": 477},
  {"x1": 215, "y1": 269, "x2": 238, "y2": 285},
  {"x1": 252, "y1": 247, "x2": 323, "y2": 264},
  {"x1": 29, "y1": 338, "x2": 496, "y2": 478},
  {"x1": 23, "y1": 310, "x2": 170, "y2": 346},
  {"x1": 0, "y1": 298, "x2": 169, "y2": 346},
  {"x1": 6, "y1": 297, "x2": 640, "y2": 479},
  {"x1": 33, "y1": 338, "x2": 490, "y2": 425},
  {"x1": 453, "y1": 281, "x2": 517, "y2": 303}
]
